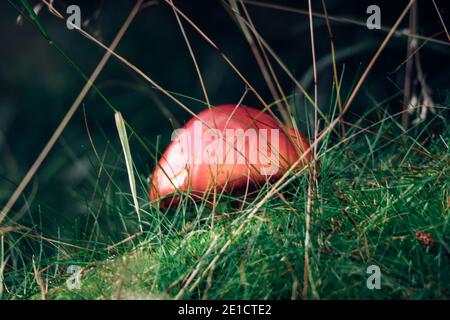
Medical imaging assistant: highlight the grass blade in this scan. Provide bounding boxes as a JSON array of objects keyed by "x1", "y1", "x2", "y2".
[
  {"x1": 19, "y1": 0, "x2": 50, "y2": 40},
  {"x1": 114, "y1": 112, "x2": 142, "y2": 232}
]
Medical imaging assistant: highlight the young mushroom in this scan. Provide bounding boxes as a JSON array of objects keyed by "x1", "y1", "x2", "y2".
[{"x1": 149, "y1": 104, "x2": 311, "y2": 208}]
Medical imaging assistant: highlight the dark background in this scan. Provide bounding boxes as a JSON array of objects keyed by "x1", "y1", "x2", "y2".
[{"x1": 0, "y1": 0, "x2": 448, "y2": 237}]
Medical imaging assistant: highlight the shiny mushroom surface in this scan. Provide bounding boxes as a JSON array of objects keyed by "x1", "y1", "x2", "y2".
[{"x1": 150, "y1": 104, "x2": 310, "y2": 207}]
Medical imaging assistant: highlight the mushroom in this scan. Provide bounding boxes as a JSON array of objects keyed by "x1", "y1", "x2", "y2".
[{"x1": 150, "y1": 104, "x2": 310, "y2": 208}]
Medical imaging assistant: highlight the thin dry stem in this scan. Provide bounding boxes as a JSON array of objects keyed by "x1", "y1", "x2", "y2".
[
  {"x1": 432, "y1": 0, "x2": 450, "y2": 42},
  {"x1": 321, "y1": 0, "x2": 346, "y2": 138},
  {"x1": 402, "y1": 2, "x2": 417, "y2": 130},
  {"x1": 231, "y1": 0, "x2": 291, "y2": 125},
  {"x1": 0, "y1": 0, "x2": 144, "y2": 225},
  {"x1": 32, "y1": 256, "x2": 47, "y2": 300},
  {"x1": 303, "y1": 0, "x2": 319, "y2": 300},
  {"x1": 244, "y1": 0, "x2": 449, "y2": 47}
]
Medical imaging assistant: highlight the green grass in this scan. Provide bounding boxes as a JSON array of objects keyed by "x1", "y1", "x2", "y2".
[
  {"x1": 1, "y1": 0, "x2": 449, "y2": 301},
  {"x1": 2, "y1": 107, "x2": 448, "y2": 300}
]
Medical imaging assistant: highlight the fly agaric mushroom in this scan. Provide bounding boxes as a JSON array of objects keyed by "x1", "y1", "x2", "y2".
[{"x1": 150, "y1": 104, "x2": 310, "y2": 207}]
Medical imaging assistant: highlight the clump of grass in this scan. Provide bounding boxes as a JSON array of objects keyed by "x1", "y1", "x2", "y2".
[
  {"x1": 2, "y1": 105, "x2": 448, "y2": 300},
  {"x1": 1, "y1": 0, "x2": 449, "y2": 301}
]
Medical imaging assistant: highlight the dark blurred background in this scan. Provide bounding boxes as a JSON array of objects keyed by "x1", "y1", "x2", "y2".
[{"x1": 0, "y1": 0, "x2": 448, "y2": 240}]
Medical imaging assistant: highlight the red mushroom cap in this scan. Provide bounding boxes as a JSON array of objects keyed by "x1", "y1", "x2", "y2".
[{"x1": 150, "y1": 104, "x2": 310, "y2": 207}]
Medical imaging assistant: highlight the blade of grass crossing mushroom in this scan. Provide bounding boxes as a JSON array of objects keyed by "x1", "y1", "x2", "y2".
[{"x1": 115, "y1": 112, "x2": 143, "y2": 233}]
